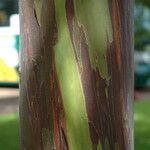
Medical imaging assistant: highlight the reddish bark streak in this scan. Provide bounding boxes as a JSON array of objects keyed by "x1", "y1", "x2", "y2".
[{"x1": 50, "y1": 55, "x2": 68, "y2": 150}]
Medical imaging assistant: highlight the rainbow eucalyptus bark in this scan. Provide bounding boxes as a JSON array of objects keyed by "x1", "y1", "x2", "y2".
[{"x1": 20, "y1": 0, "x2": 134, "y2": 150}]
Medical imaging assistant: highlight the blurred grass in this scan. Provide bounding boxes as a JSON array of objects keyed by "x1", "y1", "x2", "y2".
[
  {"x1": 134, "y1": 101, "x2": 150, "y2": 150},
  {"x1": 0, "y1": 113, "x2": 19, "y2": 150},
  {"x1": 0, "y1": 101, "x2": 150, "y2": 149}
]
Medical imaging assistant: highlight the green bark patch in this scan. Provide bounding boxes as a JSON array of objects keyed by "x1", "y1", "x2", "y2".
[
  {"x1": 73, "y1": 0, "x2": 113, "y2": 86},
  {"x1": 54, "y1": 0, "x2": 92, "y2": 149},
  {"x1": 97, "y1": 141, "x2": 103, "y2": 150},
  {"x1": 34, "y1": 0, "x2": 42, "y2": 26}
]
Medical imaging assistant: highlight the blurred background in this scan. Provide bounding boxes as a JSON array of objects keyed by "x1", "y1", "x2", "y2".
[{"x1": 0, "y1": 0, "x2": 149, "y2": 149}]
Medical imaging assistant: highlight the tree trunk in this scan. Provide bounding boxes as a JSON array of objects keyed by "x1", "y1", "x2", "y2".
[{"x1": 19, "y1": 0, "x2": 134, "y2": 149}]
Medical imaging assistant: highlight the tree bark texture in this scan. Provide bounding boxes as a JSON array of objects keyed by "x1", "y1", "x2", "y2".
[{"x1": 19, "y1": 0, "x2": 134, "y2": 150}]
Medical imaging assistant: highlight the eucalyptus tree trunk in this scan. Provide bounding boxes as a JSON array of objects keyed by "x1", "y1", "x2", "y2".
[{"x1": 19, "y1": 0, "x2": 134, "y2": 150}]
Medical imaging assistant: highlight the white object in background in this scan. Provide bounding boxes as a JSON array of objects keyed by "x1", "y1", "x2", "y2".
[
  {"x1": 0, "y1": 47, "x2": 18, "y2": 67},
  {"x1": 0, "y1": 14, "x2": 19, "y2": 67},
  {"x1": 10, "y1": 14, "x2": 20, "y2": 35}
]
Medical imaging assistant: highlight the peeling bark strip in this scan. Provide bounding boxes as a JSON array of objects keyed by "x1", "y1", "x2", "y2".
[{"x1": 20, "y1": 0, "x2": 133, "y2": 150}]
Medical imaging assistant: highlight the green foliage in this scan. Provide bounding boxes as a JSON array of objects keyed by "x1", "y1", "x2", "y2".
[
  {"x1": 136, "y1": 0, "x2": 150, "y2": 7},
  {"x1": 134, "y1": 1, "x2": 150, "y2": 50},
  {"x1": 135, "y1": 28, "x2": 150, "y2": 50}
]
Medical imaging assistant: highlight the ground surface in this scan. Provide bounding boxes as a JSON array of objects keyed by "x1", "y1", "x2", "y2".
[
  {"x1": 0, "y1": 88, "x2": 19, "y2": 114},
  {"x1": 0, "y1": 88, "x2": 150, "y2": 149},
  {"x1": 0, "y1": 88, "x2": 150, "y2": 114}
]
